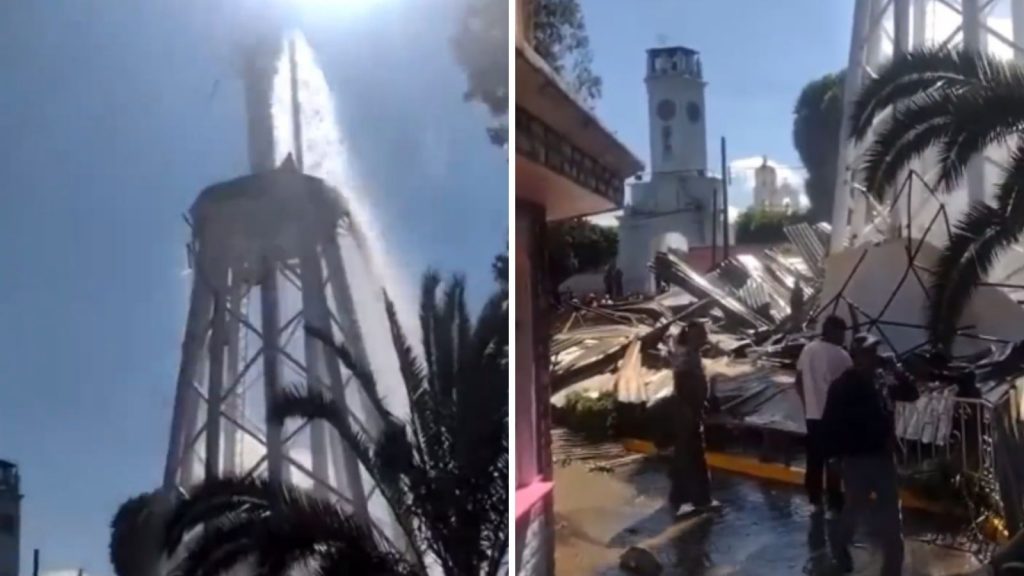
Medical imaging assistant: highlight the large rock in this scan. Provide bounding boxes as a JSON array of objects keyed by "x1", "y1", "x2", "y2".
[{"x1": 619, "y1": 546, "x2": 663, "y2": 576}]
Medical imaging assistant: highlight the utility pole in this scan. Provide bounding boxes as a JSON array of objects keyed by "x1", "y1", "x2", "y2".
[
  {"x1": 710, "y1": 185, "x2": 718, "y2": 270},
  {"x1": 721, "y1": 137, "x2": 730, "y2": 260}
]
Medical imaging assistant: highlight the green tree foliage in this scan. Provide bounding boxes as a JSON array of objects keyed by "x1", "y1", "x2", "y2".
[
  {"x1": 492, "y1": 244, "x2": 508, "y2": 367},
  {"x1": 531, "y1": 0, "x2": 602, "y2": 105},
  {"x1": 793, "y1": 70, "x2": 845, "y2": 223},
  {"x1": 451, "y1": 0, "x2": 601, "y2": 144},
  {"x1": 493, "y1": 244, "x2": 508, "y2": 289},
  {"x1": 734, "y1": 209, "x2": 807, "y2": 245},
  {"x1": 848, "y1": 47, "x2": 1024, "y2": 349},
  {"x1": 451, "y1": 0, "x2": 508, "y2": 146},
  {"x1": 547, "y1": 218, "x2": 618, "y2": 289}
]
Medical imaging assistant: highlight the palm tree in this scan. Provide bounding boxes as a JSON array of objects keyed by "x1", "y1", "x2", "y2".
[
  {"x1": 273, "y1": 271, "x2": 509, "y2": 575},
  {"x1": 146, "y1": 271, "x2": 508, "y2": 576},
  {"x1": 109, "y1": 491, "x2": 164, "y2": 576},
  {"x1": 848, "y1": 46, "x2": 1024, "y2": 350},
  {"x1": 160, "y1": 476, "x2": 416, "y2": 576}
]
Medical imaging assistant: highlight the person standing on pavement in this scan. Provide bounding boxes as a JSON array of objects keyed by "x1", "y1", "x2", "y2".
[
  {"x1": 795, "y1": 315, "x2": 851, "y2": 515},
  {"x1": 822, "y1": 334, "x2": 920, "y2": 576},
  {"x1": 668, "y1": 320, "x2": 718, "y2": 516}
]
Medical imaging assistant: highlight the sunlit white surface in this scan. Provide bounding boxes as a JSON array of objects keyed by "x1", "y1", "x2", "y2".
[
  {"x1": 287, "y1": 0, "x2": 387, "y2": 16},
  {"x1": 841, "y1": 0, "x2": 1024, "y2": 252}
]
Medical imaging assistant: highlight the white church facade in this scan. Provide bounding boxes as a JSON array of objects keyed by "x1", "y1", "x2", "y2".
[
  {"x1": 617, "y1": 46, "x2": 725, "y2": 294},
  {"x1": 752, "y1": 156, "x2": 801, "y2": 213}
]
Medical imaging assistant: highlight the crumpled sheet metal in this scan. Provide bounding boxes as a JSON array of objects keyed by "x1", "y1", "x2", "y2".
[
  {"x1": 895, "y1": 392, "x2": 958, "y2": 446},
  {"x1": 550, "y1": 302, "x2": 688, "y2": 392},
  {"x1": 706, "y1": 250, "x2": 820, "y2": 326},
  {"x1": 654, "y1": 251, "x2": 770, "y2": 331},
  {"x1": 784, "y1": 222, "x2": 828, "y2": 278},
  {"x1": 552, "y1": 324, "x2": 640, "y2": 354},
  {"x1": 762, "y1": 248, "x2": 817, "y2": 287},
  {"x1": 615, "y1": 340, "x2": 647, "y2": 404},
  {"x1": 640, "y1": 359, "x2": 806, "y2": 433}
]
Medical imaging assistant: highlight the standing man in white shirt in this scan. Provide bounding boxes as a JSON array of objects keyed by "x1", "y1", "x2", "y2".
[{"x1": 795, "y1": 315, "x2": 851, "y2": 514}]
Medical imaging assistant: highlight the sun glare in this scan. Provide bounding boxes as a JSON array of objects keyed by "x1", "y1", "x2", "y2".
[{"x1": 290, "y1": 0, "x2": 383, "y2": 15}]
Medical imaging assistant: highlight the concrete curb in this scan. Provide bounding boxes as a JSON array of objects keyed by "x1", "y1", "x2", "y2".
[{"x1": 621, "y1": 438, "x2": 967, "y2": 517}]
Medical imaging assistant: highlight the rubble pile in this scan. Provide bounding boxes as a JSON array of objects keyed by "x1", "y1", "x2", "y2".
[
  {"x1": 552, "y1": 224, "x2": 1024, "y2": 453},
  {"x1": 551, "y1": 228, "x2": 1024, "y2": 532}
]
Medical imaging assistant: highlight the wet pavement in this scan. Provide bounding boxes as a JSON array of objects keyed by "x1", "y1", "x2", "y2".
[{"x1": 554, "y1": 459, "x2": 983, "y2": 575}]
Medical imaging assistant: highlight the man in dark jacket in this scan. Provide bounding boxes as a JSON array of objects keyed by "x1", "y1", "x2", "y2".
[
  {"x1": 821, "y1": 334, "x2": 920, "y2": 575},
  {"x1": 668, "y1": 321, "x2": 717, "y2": 516}
]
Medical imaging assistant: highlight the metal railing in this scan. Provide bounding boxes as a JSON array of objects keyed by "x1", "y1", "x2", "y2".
[
  {"x1": 894, "y1": 395, "x2": 995, "y2": 481},
  {"x1": 893, "y1": 394, "x2": 1002, "y2": 558}
]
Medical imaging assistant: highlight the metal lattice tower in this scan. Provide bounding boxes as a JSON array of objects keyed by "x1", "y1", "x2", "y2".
[
  {"x1": 831, "y1": 0, "x2": 1024, "y2": 252},
  {"x1": 161, "y1": 29, "x2": 392, "y2": 536}
]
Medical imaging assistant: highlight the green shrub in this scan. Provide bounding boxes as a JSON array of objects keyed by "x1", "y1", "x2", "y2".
[
  {"x1": 734, "y1": 208, "x2": 808, "y2": 245},
  {"x1": 562, "y1": 391, "x2": 618, "y2": 440}
]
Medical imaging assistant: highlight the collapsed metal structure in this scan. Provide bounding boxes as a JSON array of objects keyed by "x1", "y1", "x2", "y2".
[
  {"x1": 553, "y1": 180, "x2": 1024, "y2": 548},
  {"x1": 833, "y1": 0, "x2": 1024, "y2": 251}
]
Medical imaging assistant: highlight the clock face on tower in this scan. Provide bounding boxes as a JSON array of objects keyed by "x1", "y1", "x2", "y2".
[
  {"x1": 656, "y1": 99, "x2": 676, "y2": 121},
  {"x1": 686, "y1": 101, "x2": 702, "y2": 124}
]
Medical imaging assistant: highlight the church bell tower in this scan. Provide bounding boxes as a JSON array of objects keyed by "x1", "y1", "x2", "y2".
[{"x1": 645, "y1": 46, "x2": 708, "y2": 174}]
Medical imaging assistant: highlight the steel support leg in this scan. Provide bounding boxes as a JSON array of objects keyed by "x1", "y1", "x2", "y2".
[
  {"x1": 205, "y1": 275, "x2": 228, "y2": 481},
  {"x1": 831, "y1": 0, "x2": 874, "y2": 251},
  {"x1": 314, "y1": 242, "x2": 371, "y2": 522},
  {"x1": 964, "y1": 0, "x2": 987, "y2": 204},
  {"x1": 298, "y1": 248, "x2": 341, "y2": 500},
  {"x1": 163, "y1": 278, "x2": 214, "y2": 492},
  {"x1": 260, "y1": 261, "x2": 287, "y2": 486},
  {"x1": 1014, "y1": 0, "x2": 1024, "y2": 65},
  {"x1": 223, "y1": 278, "x2": 242, "y2": 476}
]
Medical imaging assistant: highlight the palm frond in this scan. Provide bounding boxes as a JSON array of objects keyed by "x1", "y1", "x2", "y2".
[
  {"x1": 928, "y1": 203, "x2": 1016, "y2": 348},
  {"x1": 383, "y1": 290, "x2": 449, "y2": 474},
  {"x1": 858, "y1": 98, "x2": 953, "y2": 196},
  {"x1": 172, "y1": 510, "x2": 262, "y2": 576},
  {"x1": 991, "y1": 136, "x2": 1024, "y2": 222},
  {"x1": 164, "y1": 476, "x2": 274, "y2": 553},
  {"x1": 468, "y1": 289, "x2": 508, "y2": 378},
  {"x1": 313, "y1": 544, "x2": 417, "y2": 576},
  {"x1": 431, "y1": 275, "x2": 461, "y2": 403},
  {"x1": 851, "y1": 47, "x2": 1002, "y2": 141},
  {"x1": 109, "y1": 492, "x2": 163, "y2": 576},
  {"x1": 927, "y1": 140, "x2": 1024, "y2": 348},
  {"x1": 257, "y1": 486, "x2": 409, "y2": 575},
  {"x1": 933, "y1": 86, "x2": 1024, "y2": 190},
  {"x1": 268, "y1": 385, "x2": 429, "y2": 573},
  {"x1": 856, "y1": 64, "x2": 1024, "y2": 196},
  {"x1": 452, "y1": 275, "x2": 474, "y2": 403},
  {"x1": 303, "y1": 325, "x2": 391, "y2": 422},
  {"x1": 418, "y1": 270, "x2": 442, "y2": 394}
]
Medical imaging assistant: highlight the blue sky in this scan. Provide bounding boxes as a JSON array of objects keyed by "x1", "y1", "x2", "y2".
[
  {"x1": 582, "y1": 0, "x2": 856, "y2": 211},
  {"x1": 0, "y1": 1, "x2": 505, "y2": 573}
]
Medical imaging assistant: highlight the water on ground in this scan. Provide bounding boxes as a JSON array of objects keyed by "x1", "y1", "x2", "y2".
[{"x1": 554, "y1": 460, "x2": 983, "y2": 575}]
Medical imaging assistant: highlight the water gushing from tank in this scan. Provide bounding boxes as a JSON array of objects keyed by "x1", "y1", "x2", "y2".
[{"x1": 269, "y1": 30, "x2": 412, "y2": 417}]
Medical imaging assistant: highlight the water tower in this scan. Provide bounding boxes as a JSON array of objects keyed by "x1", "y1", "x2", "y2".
[
  {"x1": 831, "y1": 0, "x2": 1024, "y2": 251},
  {"x1": 161, "y1": 26, "x2": 398, "y2": 543},
  {"x1": 0, "y1": 461, "x2": 20, "y2": 576}
]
